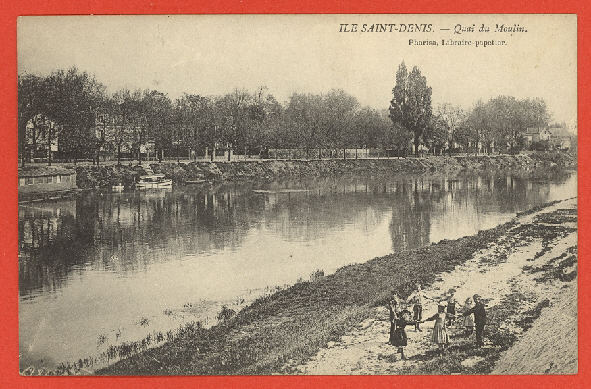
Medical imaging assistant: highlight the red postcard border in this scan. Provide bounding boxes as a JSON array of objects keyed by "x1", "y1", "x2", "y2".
[{"x1": 1, "y1": 1, "x2": 588, "y2": 388}]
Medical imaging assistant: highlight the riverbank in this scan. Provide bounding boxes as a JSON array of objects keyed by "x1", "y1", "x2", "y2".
[
  {"x1": 290, "y1": 199, "x2": 577, "y2": 375},
  {"x1": 95, "y1": 197, "x2": 577, "y2": 375},
  {"x1": 71, "y1": 152, "x2": 577, "y2": 190}
]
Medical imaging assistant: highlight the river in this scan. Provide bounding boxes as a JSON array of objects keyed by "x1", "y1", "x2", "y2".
[{"x1": 18, "y1": 171, "x2": 577, "y2": 370}]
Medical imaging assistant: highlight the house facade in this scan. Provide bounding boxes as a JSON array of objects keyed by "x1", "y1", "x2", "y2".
[
  {"x1": 525, "y1": 127, "x2": 552, "y2": 145},
  {"x1": 548, "y1": 126, "x2": 574, "y2": 150},
  {"x1": 525, "y1": 126, "x2": 574, "y2": 150},
  {"x1": 18, "y1": 166, "x2": 77, "y2": 195}
]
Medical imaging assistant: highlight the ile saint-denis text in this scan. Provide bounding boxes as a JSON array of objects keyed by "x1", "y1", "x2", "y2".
[{"x1": 338, "y1": 23, "x2": 527, "y2": 34}]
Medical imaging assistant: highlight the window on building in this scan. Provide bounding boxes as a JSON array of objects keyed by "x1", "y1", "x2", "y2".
[{"x1": 25, "y1": 177, "x2": 33, "y2": 185}]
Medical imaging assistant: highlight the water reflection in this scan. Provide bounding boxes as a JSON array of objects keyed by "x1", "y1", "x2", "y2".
[{"x1": 18, "y1": 171, "x2": 576, "y2": 368}]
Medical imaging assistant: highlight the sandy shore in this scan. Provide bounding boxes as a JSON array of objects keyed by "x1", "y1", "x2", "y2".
[{"x1": 288, "y1": 198, "x2": 577, "y2": 375}]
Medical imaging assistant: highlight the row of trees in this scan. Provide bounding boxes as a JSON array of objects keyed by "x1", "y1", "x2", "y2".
[
  {"x1": 389, "y1": 62, "x2": 551, "y2": 156},
  {"x1": 18, "y1": 68, "x2": 105, "y2": 165},
  {"x1": 18, "y1": 64, "x2": 553, "y2": 165},
  {"x1": 18, "y1": 68, "x2": 398, "y2": 165}
]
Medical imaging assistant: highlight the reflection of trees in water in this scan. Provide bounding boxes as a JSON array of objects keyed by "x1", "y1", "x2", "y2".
[
  {"x1": 18, "y1": 187, "x2": 270, "y2": 295},
  {"x1": 74, "y1": 188, "x2": 261, "y2": 269},
  {"x1": 19, "y1": 199, "x2": 98, "y2": 296},
  {"x1": 18, "y1": 171, "x2": 575, "y2": 297},
  {"x1": 448, "y1": 172, "x2": 567, "y2": 215},
  {"x1": 389, "y1": 179, "x2": 442, "y2": 251},
  {"x1": 385, "y1": 172, "x2": 573, "y2": 252},
  {"x1": 256, "y1": 177, "x2": 394, "y2": 242}
]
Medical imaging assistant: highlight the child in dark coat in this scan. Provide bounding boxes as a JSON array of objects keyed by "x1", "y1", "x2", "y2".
[
  {"x1": 388, "y1": 298, "x2": 415, "y2": 360},
  {"x1": 462, "y1": 294, "x2": 487, "y2": 347}
]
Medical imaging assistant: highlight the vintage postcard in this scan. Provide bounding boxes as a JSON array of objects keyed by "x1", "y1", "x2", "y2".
[{"x1": 17, "y1": 14, "x2": 577, "y2": 376}]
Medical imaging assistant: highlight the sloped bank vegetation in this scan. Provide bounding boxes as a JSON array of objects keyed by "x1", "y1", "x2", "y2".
[
  {"x1": 95, "y1": 199, "x2": 576, "y2": 376},
  {"x1": 74, "y1": 151, "x2": 577, "y2": 190},
  {"x1": 97, "y1": 214, "x2": 518, "y2": 375}
]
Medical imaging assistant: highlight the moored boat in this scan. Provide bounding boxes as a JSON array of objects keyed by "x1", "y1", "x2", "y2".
[
  {"x1": 136, "y1": 174, "x2": 173, "y2": 189},
  {"x1": 185, "y1": 179, "x2": 206, "y2": 184}
]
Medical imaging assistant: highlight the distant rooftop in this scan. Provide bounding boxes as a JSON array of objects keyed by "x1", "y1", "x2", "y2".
[
  {"x1": 526, "y1": 126, "x2": 574, "y2": 138},
  {"x1": 18, "y1": 165, "x2": 76, "y2": 177},
  {"x1": 525, "y1": 127, "x2": 546, "y2": 135},
  {"x1": 548, "y1": 126, "x2": 573, "y2": 138}
]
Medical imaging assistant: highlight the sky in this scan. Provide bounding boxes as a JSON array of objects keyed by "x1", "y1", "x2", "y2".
[{"x1": 18, "y1": 14, "x2": 577, "y2": 127}]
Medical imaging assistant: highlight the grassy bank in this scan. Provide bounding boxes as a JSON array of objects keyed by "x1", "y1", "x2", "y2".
[
  {"x1": 97, "y1": 216, "x2": 519, "y2": 375},
  {"x1": 96, "y1": 199, "x2": 576, "y2": 375},
  {"x1": 280, "y1": 199, "x2": 577, "y2": 375},
  {"x1": 387, "y1": 204, "x2": 577, "y2": 375},
  {"x1": 73, "y1": 151, "x2": 577, "y2": 190}
]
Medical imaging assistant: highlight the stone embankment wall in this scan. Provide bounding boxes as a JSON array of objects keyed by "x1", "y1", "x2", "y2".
[{"x1": 74, "y1": 152, "x2": 577, "y2": 190}]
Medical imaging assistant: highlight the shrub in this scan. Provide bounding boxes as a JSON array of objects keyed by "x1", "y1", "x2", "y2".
[{"x1": 217, "y1": 305, "x2": 236, "y2": 322}]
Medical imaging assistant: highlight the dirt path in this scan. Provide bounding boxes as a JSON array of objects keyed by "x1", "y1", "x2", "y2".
[
  {"x1": 491, "y1": 280, "x2": 577, "y2": 374},
  {"x1": 288, "y1": 198, "x2": 577, "y2": 375}
]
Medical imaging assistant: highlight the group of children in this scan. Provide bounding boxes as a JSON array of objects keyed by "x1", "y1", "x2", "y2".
[{"x1": 387, "y1": 283, "x2": 485, "y2": 360}]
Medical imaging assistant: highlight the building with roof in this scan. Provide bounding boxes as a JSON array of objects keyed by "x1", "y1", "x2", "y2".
[
  {"x1": 548, "y1": 126, "x2": 575, "y2": 150},
  {"x1": 18, "y1": 166, "x2": 77, "y2": 195},
  {"x1": 525, "y1": 127, "x2": 552, "y2": 145},
  {"x1": 525, "y1": 126, "x2": 575, "y2": 150}
]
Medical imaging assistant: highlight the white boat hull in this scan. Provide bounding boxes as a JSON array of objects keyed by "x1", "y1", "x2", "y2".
[{"x1": 136, "y1": 180, "x2": 173, "y2": 189}]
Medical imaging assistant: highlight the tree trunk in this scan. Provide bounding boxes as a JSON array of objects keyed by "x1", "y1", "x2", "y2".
[
  {"x1": 343, "y1": 148, "x2": 346, "y2": 160},
  {"x1": 227, "y1": 148, "x2": 231, "y2": 161},
  {"x1": 117, "y1": 145, "x2": 121, "y2": 165},
  {"x1": 211, "y1": 146, "x2": 216, "y2": 162},
  {"x1": 47, "y1": 127, "x2": 52, "y2": 166},
  {"x1": 414, "y1": 133, "x2": 420, "y2": 157}
]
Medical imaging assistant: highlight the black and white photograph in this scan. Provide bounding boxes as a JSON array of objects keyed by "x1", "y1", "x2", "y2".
[{"x1": 17, "y1": 14, "x2": 577, "y2": 375}]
